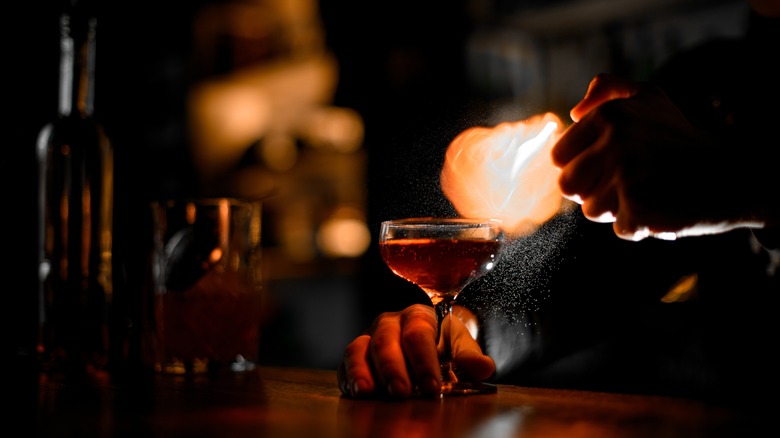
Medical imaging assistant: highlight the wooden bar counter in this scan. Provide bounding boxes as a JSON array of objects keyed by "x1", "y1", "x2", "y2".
[{"x1": 29, "y1": 366, "x2": 765, "y2": 437}]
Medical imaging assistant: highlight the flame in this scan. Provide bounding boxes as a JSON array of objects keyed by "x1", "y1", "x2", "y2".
[{"x1": 440, "y1": 112, "x2": 565, "y2": 237}]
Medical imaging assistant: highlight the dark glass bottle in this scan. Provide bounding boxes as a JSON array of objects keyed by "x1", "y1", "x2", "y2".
[{"x1": 36, "y1": 1, "x2": 114, "y2": 379}]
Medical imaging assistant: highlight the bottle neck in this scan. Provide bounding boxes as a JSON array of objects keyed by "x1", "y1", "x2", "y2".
[{"x1": 58, "y1": 12, "x2": 96, "y2": 117}]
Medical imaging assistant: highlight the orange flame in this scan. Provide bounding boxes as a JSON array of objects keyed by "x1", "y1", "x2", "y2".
[{"x1": 440, "y1": 112, "x2": 565, "y2": 237}]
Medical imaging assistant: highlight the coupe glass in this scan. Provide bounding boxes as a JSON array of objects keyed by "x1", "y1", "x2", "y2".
[{"x1": 379, "y1": 217, "x2": 504, "y2": 395}]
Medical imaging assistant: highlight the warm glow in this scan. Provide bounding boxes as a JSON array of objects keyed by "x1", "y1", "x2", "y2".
[
  {"x1": 209, "y1": 248, "x2": 223, "y2": 265},
  {"x1": 440, "y1": 112, "x2": 565, "y2": 237},
  {"x1": 317, "y1": 217, "x2": 371, "y2": 258},
  {"x1": 188, "y1": 53, "x2": 339, "y2": 184},
  {"x1": 190, "y1": 80, "x2": 272, "y2": 161},
  {"x1": 298, "y1": 106, "x2": 365, "y2": 152}
]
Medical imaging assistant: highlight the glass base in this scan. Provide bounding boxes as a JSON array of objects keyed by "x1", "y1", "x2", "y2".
[
  {"x1": 440, "y1": 381, "x2": 498, "y2": 396},
  {"x1": 438, "y1": 361, "x2": 497, "y2": 396}
]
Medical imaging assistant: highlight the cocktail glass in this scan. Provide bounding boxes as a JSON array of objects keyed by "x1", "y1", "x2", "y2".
[{"x1": 379, "y1": 217, "x2": 504, "y2": 395}]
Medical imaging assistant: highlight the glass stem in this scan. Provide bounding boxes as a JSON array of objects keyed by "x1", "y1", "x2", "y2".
[{"x1": 434, "y1": 295, "x2": 457, "y2": 384}]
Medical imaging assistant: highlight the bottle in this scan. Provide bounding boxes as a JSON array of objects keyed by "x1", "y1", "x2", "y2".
[{"x1": 36, "y1": 1, "x2": 114, "y2": 379}]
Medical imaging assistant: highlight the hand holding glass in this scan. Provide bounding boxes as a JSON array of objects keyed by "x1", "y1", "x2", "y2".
[{"x1": 379, "y1": 217, "x2": 504, "y2": 395}]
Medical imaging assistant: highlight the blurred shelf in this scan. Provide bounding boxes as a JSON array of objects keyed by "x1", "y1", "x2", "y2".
[{"x1": 501, "y1": 0, "x2": 742, "y2": 36}]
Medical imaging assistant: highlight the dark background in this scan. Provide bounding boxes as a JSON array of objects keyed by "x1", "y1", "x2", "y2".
[{"x1": 8, "y1": 0, "x2": 751, "y2": 373}]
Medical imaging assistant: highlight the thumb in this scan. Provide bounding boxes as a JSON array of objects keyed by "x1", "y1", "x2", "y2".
[{"x1": 450, "y1": 314, "x2": 496, "y2": 381}]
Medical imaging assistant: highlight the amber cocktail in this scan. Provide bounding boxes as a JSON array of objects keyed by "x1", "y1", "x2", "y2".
[{"x1": 379, "y1": 217, "x2": 504, "y2": 395}]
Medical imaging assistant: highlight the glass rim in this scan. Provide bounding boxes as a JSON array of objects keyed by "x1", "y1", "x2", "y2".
[{"x1": 381, "y1": 217, "x2": 503, "y2": 227}]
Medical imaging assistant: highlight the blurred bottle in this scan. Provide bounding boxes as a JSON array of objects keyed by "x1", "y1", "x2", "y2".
[{"x1": 36, "y1": 0, "x2": 114, "y2": 379}]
